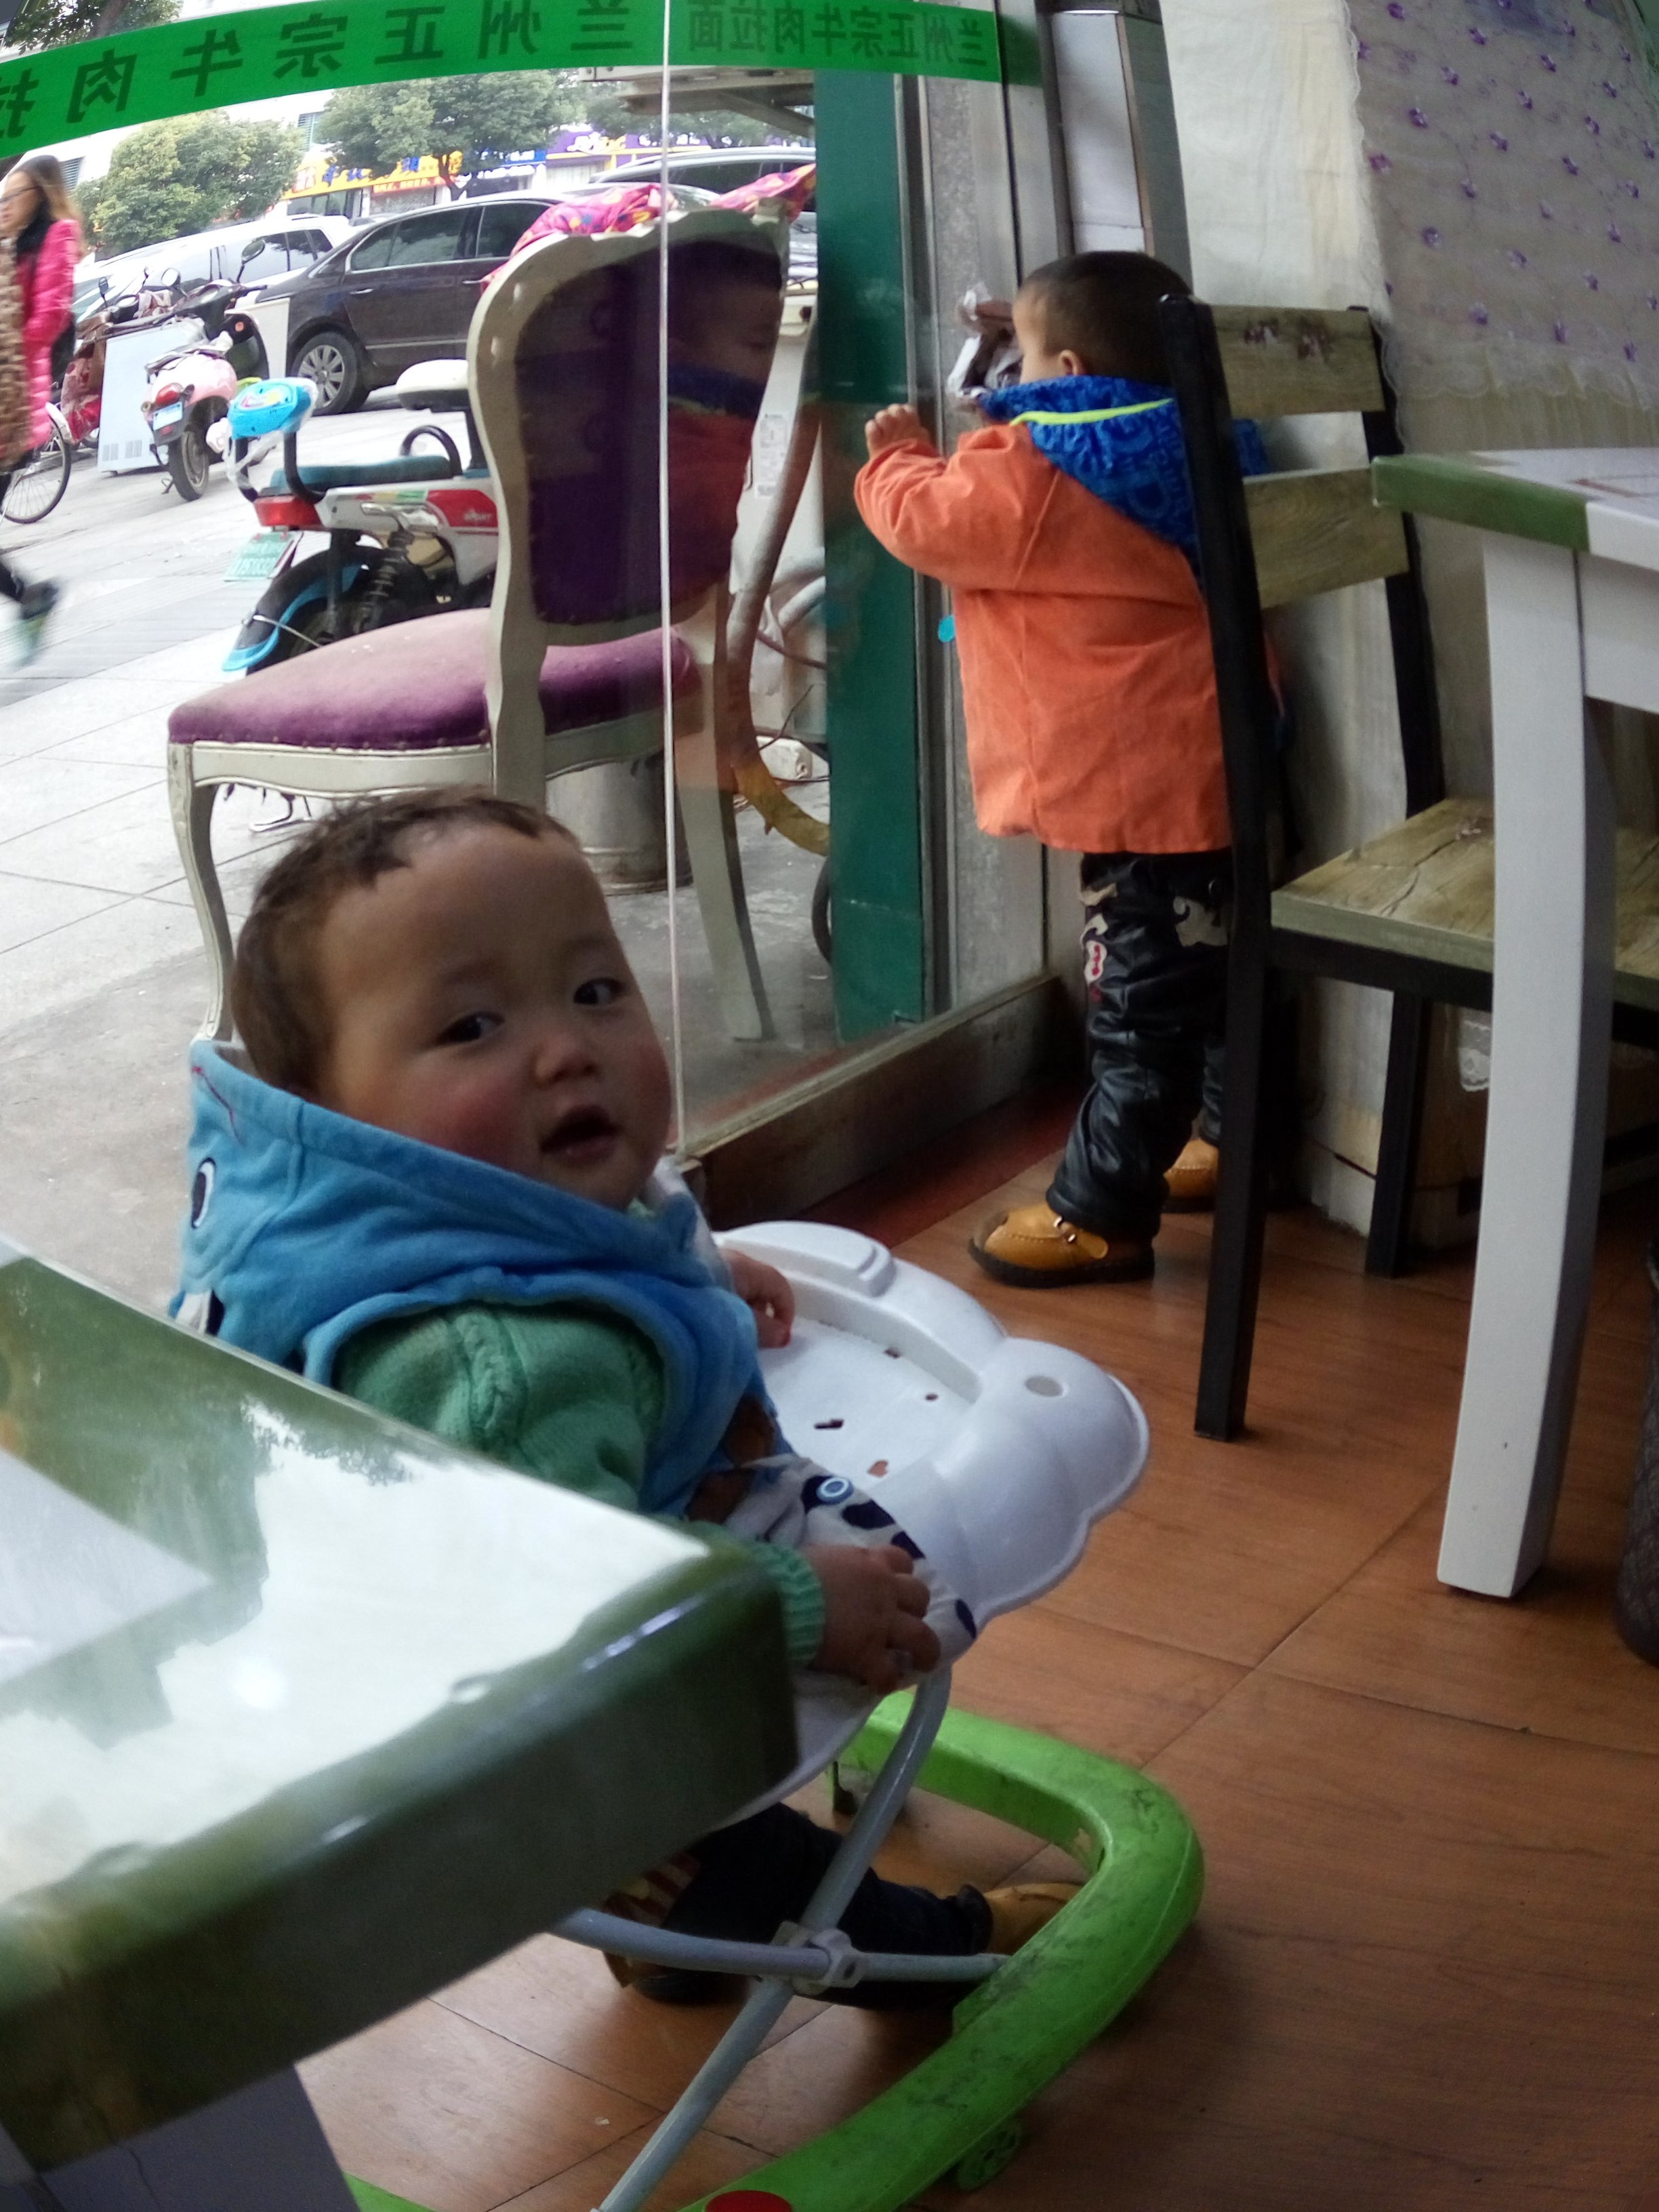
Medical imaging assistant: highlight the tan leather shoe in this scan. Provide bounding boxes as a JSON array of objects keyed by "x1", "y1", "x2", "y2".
[
  {"x1": 983, "y1": 1881, "x2": 1080, "y2": 1953},
  {"x1": 1164, "y1": 1135, "x2": 1219, "y2": 1212},
  {"x1": 969, "y1": 1203, "x2": 1153, "y2": 1287}
]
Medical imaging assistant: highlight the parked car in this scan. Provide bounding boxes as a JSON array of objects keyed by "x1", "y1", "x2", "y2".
[
  {"x1": 602, "y1": 146, "x2": 815, "y2": 280},
  {"x1": 602, "y1": 145, "x2": 813, "y2": 195},
  {"x1": 258, "y1": 194, "x2": 555, "y2": 414},
  {"x1": 74, "y1": 217, "x2": 351, "y2": 329}
]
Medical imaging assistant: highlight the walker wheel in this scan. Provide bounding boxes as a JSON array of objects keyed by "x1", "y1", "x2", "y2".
[{"x1": 952, "y1": 2116, "x2": 1025, "y2": 2190}]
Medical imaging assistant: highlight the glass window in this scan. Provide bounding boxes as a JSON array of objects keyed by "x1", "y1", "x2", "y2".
[
  {"x1": 235, "y1": 237, "x2": 287, "y2": 283},
  {"x1": 23, "y1": 51, "x2": 1061, "y2": 1298},
  {"x1": 475, "y1": 199, "x2": 549, "y2": 261},
  {"x1": 346, "y1": 224, "x2": 399, "y2": 271},
  {"x1": 377, "y1": 207, "x2": 475, "y2": 267}
]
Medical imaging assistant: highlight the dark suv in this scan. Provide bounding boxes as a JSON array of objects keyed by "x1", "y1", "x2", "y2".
[{"x1": 261, "y1": 194, "x2": 553, "y2": 414}]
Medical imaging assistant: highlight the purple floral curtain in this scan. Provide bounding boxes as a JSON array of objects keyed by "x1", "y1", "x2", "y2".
[{"x1": 1351, "y1": 0, "x2": 1659, "y2": 403}]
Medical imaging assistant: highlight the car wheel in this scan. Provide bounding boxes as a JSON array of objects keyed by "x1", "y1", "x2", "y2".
[{"x1": 293, "y1": 327, "x2": 365, "y2": 415}]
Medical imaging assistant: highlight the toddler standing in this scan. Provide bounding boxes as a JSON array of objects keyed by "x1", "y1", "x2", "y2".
[{"x1": 856, "y1": 251, "x2": 1263, "y2": 1286}]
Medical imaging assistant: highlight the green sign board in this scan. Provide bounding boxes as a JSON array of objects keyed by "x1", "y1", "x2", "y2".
[{"x1": 0, "y1": 0, "x2": 1004, "y2": 158}]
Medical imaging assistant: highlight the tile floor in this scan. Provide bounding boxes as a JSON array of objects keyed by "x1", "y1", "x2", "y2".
[{"x1": 295, "y1": 1111, "x2": 1659, "y2": 2212}]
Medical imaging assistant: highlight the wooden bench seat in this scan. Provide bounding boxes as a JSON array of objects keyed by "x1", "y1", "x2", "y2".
[{"x1": 1273, "y1": 795, "x2": 1659, "y2": 1015}]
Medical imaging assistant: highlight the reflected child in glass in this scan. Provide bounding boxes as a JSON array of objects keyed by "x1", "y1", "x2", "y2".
[
  {"x1": 174, "y1": 790, "x2": 1075, "y2": 1998},
  {"x1": 857, "y1": 252, "x2": 1267, "y2": 1286}
]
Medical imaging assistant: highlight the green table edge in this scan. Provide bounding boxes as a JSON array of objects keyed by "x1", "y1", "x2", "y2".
[
  {"x1": 346, "y1": 1698, "x2": 1203, "y2": 2212},
  {"x1": 1372, "y1": 452, "x2": 1590, "y2": 551},
  {"x1": 0, "y1": 1551, "x2": 794, "y2": 2170}
]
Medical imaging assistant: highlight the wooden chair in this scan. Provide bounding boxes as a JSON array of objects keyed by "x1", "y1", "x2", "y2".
[
  {"x1": 1159, "y1": 295, "x2": 1659, "y2": 1439},
  {"x1": 166, "y1": 211, "x2": 782, "y2": 1044}
]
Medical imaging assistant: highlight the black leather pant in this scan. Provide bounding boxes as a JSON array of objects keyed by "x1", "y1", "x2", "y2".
[{"x1": 1046, "y1": 848, "x2": 1232, "y2": 1243}]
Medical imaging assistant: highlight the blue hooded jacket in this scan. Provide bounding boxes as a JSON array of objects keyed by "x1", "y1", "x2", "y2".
[
  {"x1": 171, "y1": 1044, "x2": 764, "y2": 1520},
  {"x1": 976, "y1": 373, "x2": 1269, "y2": 571}
]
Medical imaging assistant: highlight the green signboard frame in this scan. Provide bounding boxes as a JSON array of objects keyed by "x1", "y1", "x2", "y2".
[{"x1": 0, "y1": 0, "x2": 1002, "y2": 158}]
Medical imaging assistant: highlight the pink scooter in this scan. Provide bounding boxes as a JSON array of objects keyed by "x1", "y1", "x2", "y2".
[{"x1": 140, "y1": 293, "x2": 266, "y2": 501}]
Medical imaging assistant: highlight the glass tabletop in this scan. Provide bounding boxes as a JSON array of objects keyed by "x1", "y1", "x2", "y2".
[{"x1": 0, "y1": 1246, "x2": 794, "y2": 2171}]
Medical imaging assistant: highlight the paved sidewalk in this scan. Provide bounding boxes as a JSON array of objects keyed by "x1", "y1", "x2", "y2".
[{"x1": 1, "y1": 446, "x2": 830, "y2": 1309}]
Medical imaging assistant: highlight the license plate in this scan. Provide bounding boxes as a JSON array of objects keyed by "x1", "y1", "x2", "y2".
[
  {"x1": 150, "y1": 401, "x2": 185, "y2": 429},
  {"x1": 224, "y1": 529, "x2": 291, "y2": 582}
]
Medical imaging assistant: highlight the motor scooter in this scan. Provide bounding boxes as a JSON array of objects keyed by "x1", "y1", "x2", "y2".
[
  {"x1": 221, "y1": 363, "x2": 498, "y2": 672},
  {"x1": 141, "y1": 292, "x2": 266, "y2": 501}
]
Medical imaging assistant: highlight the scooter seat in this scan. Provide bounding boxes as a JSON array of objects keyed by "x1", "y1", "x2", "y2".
[
  {"x1": 262, "y1": 453, "x2": 460, "y2": 495},
  {"x1": 168, "y1": 607, "x2": 697, "y2": 753}
]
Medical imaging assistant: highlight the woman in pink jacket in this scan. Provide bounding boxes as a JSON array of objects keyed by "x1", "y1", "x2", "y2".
[{"x1": 0, "y1": 152, "x2": 79, "y2": 660}]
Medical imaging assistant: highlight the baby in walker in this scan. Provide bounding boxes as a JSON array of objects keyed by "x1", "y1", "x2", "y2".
[{"x1": 174, "y1": 789, "x2": 1071, "y2": 2002}]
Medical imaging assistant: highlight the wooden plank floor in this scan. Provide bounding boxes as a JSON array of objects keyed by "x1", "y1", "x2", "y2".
[{"x1": 301, "y1": 1097, "x2": 1659, "y2": 2211}]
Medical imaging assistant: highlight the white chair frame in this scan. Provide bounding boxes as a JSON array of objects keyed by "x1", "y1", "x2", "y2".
[{"x1": 169, "y1": 212, "x2": 780, "y2": 1044}]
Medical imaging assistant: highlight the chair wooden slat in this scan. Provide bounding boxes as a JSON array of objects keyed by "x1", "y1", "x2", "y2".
[
  {"x1": 1245, "y1": 467, "x2": 1409, "y2": 608},
  {"x1": 1271, "y1": 796, "x2": 1659, "y2": 1013},
  {"x1": 1209, "y1": 305, "x2": 1385, "y2": 419}
]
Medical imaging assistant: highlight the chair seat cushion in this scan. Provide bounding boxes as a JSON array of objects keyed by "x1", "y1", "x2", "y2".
[
  {"x1": 265, "y1": 453, "x2": 463, "y2": 493},
  {"x1": 1273, "y1": 794, "x2": 1659, "y2": 1013},
  {"x1": 169, "y1": 610, "x2": 696, "y2": 754}
]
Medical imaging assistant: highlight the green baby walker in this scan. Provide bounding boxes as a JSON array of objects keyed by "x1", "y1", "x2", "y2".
[
  {"x1": 365, "y1": 1214, "x2": 1204, "y2": 2212},
  {"x1": 0, "y1": 1221, "x2": 1199, "y2": 2212}
]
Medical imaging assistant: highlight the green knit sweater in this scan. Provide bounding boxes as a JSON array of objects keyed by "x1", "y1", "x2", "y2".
[{"x1": 335, "y1": 1302, "x2": 826, "y2": 1666}]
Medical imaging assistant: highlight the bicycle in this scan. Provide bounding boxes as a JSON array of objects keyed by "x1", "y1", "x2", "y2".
[{"x1": 2, "y1": 405, "x2": 73, "y2": 525}]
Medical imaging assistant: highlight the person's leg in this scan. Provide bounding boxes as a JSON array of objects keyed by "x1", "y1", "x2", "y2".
[
  {"x1": 972, "y1": 851, "x2": 1231, "y2": 1284},
  {"x1": 1, "y1": 466, "x2": 60, "y2": 657},
  {"x1": 0, "y1": 471, "x2": 24, "y2": 602},
  {"x1": 1045, "y1": 850, "x2": 1231, "y2": 1233},
  {"x1": 1197, "y1": 1029, "x2": 1225, "y2": 1149},
  {"x1": 663, "y1": 1801, "x2": 991, "y2": 2010},
  {"x1": 1163, "y1": 1022, "x2": 1228, "y2": 1211}
]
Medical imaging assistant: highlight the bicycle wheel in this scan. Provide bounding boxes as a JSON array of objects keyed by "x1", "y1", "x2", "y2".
[{"x1": 3, "y1": 409, "x2": 71, "y2": 525}]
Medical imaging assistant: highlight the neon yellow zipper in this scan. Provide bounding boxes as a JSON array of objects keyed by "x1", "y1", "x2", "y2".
[{"x1": 1008, "y1": 398, "x2": 1174, "y2": 426}]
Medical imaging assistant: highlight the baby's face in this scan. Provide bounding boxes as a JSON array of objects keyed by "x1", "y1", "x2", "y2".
[
  {"x1": 670, "y1": 277, "x2": 783, "y2": 386},
  {"x1": 307, "y1": 823, "x2": 672, "y2": 1210}
]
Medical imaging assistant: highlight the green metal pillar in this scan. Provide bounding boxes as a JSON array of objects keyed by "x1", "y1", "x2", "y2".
[{"x1": 815, "y1": 71, "x2": 928, "y2": 1039}]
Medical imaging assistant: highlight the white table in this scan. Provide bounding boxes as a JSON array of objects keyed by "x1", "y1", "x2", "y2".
[{"x1": 1376, "y1": 447, "x2": 1659, "y2": 1596}]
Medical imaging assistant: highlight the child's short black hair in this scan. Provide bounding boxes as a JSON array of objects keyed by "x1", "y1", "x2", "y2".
[
  {"x1": 230, "y1": 788, "x2": 577, "y2": 1096},
  {"x1": 1017, "y1": 251, "x2": 1192, "y2": 383}
]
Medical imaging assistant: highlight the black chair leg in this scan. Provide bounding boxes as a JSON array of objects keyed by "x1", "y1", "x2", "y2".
[
  {"x1": 1365, "y1": 994, "x2": 1432, "y2": 1278},
  {"x1": 1196, "y1": 946, "x2": 1273, "y2": 1440}
]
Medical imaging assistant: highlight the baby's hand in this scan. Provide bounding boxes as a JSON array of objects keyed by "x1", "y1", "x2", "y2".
[
  {"x1": 724, "y1": 1250, "x2": 795, "y2": 1349},
  {"x1": 804, "y1": 1544, "x2": 941, "y2": 1692},
  {"x1": 865, "y1": 404, "x2": 932, "y2": 458}
]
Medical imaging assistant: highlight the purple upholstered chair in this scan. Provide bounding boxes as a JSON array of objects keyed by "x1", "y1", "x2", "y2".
[{"x1": 166, "y1": 211, "x2": 787, "y2": 1043}]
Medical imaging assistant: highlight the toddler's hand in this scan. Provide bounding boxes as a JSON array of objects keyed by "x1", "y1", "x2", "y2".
[
  {"x1": 865, "y1": 404, "x2": 932, "y2": 458},
  {"x1": 724, "y1": 1250, "x2": 795, "y2": 1348},
  {"x1": 805, "y1": 1544, "x2": 941, "y2": 1692}
]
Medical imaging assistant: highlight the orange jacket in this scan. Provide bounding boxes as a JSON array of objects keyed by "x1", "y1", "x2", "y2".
[{"x1": 854, "y1": 424, "x2": 1229, "y2": 855}]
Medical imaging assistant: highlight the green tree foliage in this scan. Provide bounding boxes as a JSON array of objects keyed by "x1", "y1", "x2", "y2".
[
  {"x1": 579, "y1": 89, "x2": 806, "y2": 148},
  {"x1": 319, "y1": 73, "x2": 582, "y2": 186},
  {"x1": 7, "y1": 0, "x2": 175, "y2": 55},
  {"x1": 83, "y1": 112, "x2": 302, "y2": 255}
]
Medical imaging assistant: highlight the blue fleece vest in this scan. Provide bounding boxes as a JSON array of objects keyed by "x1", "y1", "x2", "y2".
[{"x1": 172, "y1": 1045, "x2": 762, "y2": 1519}]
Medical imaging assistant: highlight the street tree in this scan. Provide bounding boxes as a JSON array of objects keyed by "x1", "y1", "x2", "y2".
[
  {"x1": 579, "y1": 88, "x2": 802, "y2": 148},
  {"x1": 6, "y1": 0, "x2": 175, "y2": 55},
  {"x1": 319, "y1": 73, "x2": 582, "y2": 187},
  {"x1": 83, "y1": 110, "x2": 302, "y2": 255}
]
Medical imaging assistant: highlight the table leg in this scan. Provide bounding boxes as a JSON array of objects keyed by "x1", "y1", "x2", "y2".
[
  {"x1": 1438, "y1": 534, "x2": 1614, "y2": 1597},
  {"x1": 5, "y1": 2071, "x2": 356, "y2": 2212}
]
